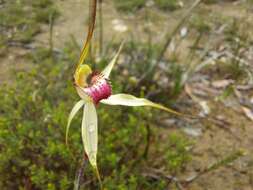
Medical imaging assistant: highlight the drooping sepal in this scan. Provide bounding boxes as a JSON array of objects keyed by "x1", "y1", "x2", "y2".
[
  {"x1": 82, "y1": 101, "x2": 98, "y2": 168},
  {"x1": 81, "y1": 101, "x2": 102, "y2": 186},
  {"x1": 101, "y1": 93, "x2": 183, "y2": 116},
  {"x1": 66, "y1": 100, "x2": 85, "y2": 145}
]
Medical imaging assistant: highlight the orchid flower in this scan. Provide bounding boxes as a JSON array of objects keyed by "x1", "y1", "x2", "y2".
[
  {"x1": 66, "y1": 42, "x2": 183, "y2": 175},
  {"x1": 66, "y1": 0, "x2": 183, "y2": 183}
]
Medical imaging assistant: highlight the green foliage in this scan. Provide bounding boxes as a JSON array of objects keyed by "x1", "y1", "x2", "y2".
[
  {"x1": 113, "y1": 0, "x2": 146, "y2": 12},
  {"x1": 154, "y1": 0, "x2": 180, "y2": 11},
  {"x1": 215, "y1": 85, "x2": 234, "y2": 101},
  {"x1": 204, "y1": 150, "x2": 245, "y2": 173},
  {"x1": 219, "y1": 61, "x2": 247, "y2": 81},
  {"x1": 113, "y1": 0, "x2": 183, "y2": 12},
  {"x1": 0, "y1": 48, "x2": 79, "y2": 189},
  {"x1": 169, "y1": 63, "x2": 184, "y2": 98},
  {"x1": 0, "y1": 41, "x2": 193, "y2": 189},
  {"x1": 31, "y1": 0, "x2": 54, "y2": 8},
  {"x1": 0, "y1": 0, "x2": 58, "y2": 44},
  {"x1": 202, "y1": 0, "x2": 218, "y2": 4},
  {"x1": 190, "y1": 15, "x2": 211, "y2": 33},
  {"x1": 34, "y1": 6, "x2": 59, "y2": 24},
  {"x1": 221, "y1": 19, "x2": 252, "y2": 81},
  {"x1": 165, "y1": 133, "x2": 192, "y2": 173}
]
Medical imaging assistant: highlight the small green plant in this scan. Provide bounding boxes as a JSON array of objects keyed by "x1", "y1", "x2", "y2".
[
  {"x1": 155, "y1": 0, "x2": 180, "y2": 11},
  {"x1": 113, "y1": 0, "x2": 146, "y2": 12},
  {"x1": 165, "y1": 133, "x2": 192, "y2": 173},
  {"x1": 0, "y1": 0, "x2": 58, "y2": 45},
  {"x1": 31, "y1": 0, "x2": 54, "y2": 8},
  {"x1": 190, "y1": 15, "x2": 211, "y2": 33},
  {"x1": 0, "y1": 50, "x2": 78, "y2": 189},
  {"x1": 202, "y1": 0, "x2": 218, "y2": 4}
]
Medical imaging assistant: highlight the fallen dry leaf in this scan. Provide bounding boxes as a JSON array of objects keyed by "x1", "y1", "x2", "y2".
[
  {"x1": 211, "y1": 79, "x2": 234, "y2": 88},
  {"x1": 242, "y1": 106, "x2": 253, "y2": 121},
  {"x1": 185, "y1": 84, "x2": 210, "y2": 116}
]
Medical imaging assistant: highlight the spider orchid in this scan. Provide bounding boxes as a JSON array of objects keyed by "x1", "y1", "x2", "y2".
[
  {"x1": 66, "y1": 0, "x2": 183, "y2": 183},
  {"x1": 66, "y1": 42, "x2": 183, "y2": 166}
]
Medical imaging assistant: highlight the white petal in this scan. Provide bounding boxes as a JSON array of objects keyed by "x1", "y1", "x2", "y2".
[
  {"x1": 101, "y1": 41, "x2": 124, "y2": 78},
  {"x1": 82, "y1": 101, "x2": 98, "y2": 167},
  {"x1": 66, "y1": 100, "x2": 85, "y2": 145},
  {"x1": 101, "y1": 94, "x2": 182, "y2": 116}
]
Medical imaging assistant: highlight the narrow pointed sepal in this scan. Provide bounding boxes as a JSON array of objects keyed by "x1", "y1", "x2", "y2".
[
  {"x1": 76, "y1": 0, "x2": 97, "y2": 69},
  {"x1": 81, "y1": 101, "x2": 98, "y2": 169},
  {"x1": 101, "y1": 93, "x2": 183, "y2": 116},
  {"x1": 101, "y1": 41, "x2": 125, "y2": 78},
  {"x1": 94, "y1": 166, "x2": 103, "y2": 189},
  {"x1": 66, "y1": 100, "x2": 85, "y2": 145}
]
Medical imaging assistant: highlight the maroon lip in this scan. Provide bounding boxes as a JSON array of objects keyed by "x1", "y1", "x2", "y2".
[{"x1": 81, "y1": 73, "x2": 112, "y2": 104}]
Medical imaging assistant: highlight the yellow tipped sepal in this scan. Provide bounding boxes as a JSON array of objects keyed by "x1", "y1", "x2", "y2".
[{"x1": 101, "y1": 93, "x2": 184, "y2": 117}]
